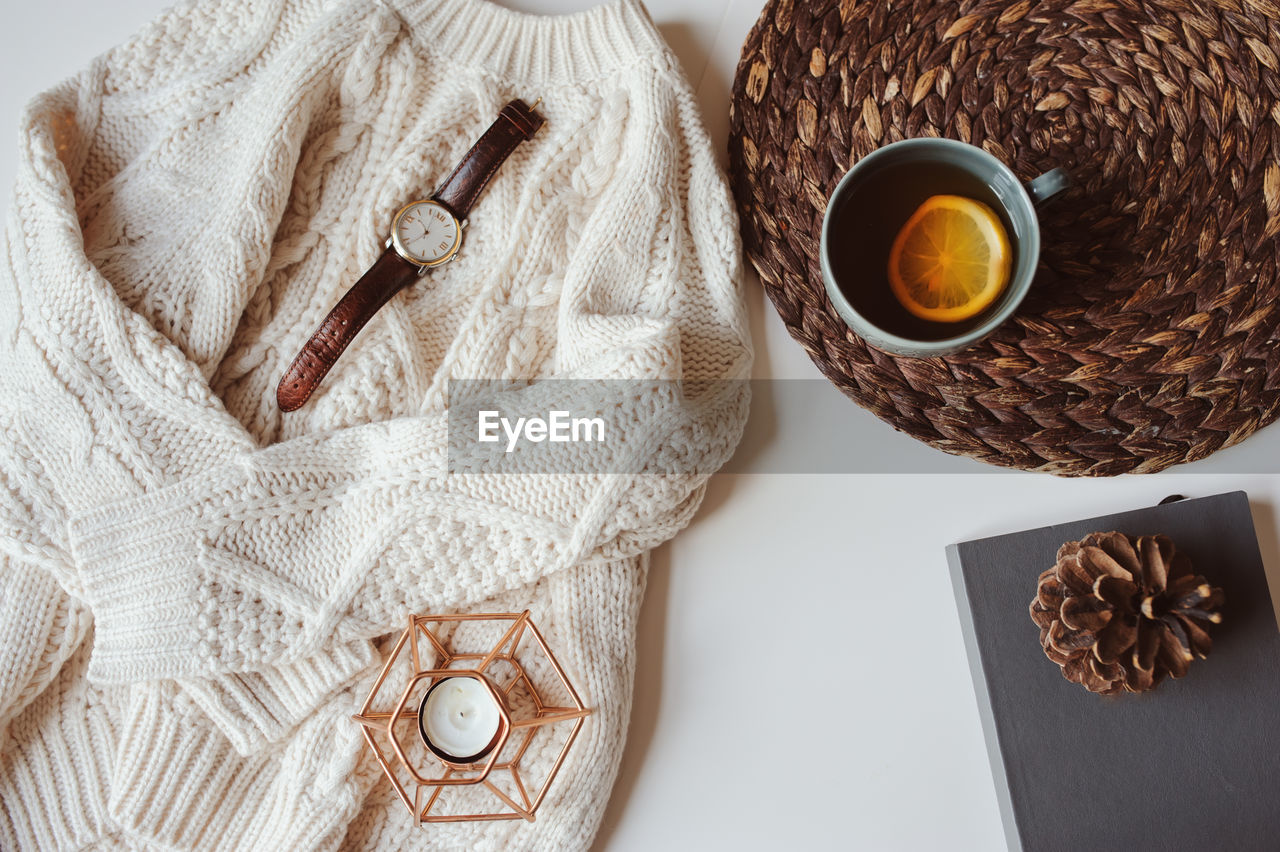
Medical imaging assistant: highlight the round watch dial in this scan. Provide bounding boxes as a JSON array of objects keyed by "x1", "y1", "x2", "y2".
[{"x1": 391, "y1": 200, "x2": 461, "y2": 266}]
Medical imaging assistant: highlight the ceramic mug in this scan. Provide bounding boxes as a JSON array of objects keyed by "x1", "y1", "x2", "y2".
[{"x1": 820, "y1": 138, "x2": 1068, "y2": 357}]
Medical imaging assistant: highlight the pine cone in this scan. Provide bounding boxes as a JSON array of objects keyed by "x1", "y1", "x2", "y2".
[{"x1": 1029, "y1": 531, "x2": 1223, "y2": 695}]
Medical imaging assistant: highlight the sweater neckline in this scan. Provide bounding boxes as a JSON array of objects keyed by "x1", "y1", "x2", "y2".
[{"x1": 387, "y1": 0, "x2": 672, "y2": 84}]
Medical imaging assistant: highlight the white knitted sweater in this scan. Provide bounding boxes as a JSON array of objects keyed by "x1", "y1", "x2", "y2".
[{"x1": 0, "y1": 0, "x2": 751, "y2": 848}]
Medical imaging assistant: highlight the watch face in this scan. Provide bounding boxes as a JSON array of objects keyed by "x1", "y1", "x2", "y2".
[{"x1": 391, "y1": 200, "x2": 461, "y2": 266}]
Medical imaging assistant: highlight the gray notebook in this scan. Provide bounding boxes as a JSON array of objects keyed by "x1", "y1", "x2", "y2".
[{"x1": 946, "y1": 491, "x2": 1280, "y2": 852}]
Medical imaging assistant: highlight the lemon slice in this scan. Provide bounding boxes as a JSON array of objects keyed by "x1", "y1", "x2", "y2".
[{"x1": 887, "y1": 194, "x2": 1012, "y2": 322}]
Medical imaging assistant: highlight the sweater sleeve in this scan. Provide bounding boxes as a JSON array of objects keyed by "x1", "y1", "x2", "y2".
[
  {"x1": 0, "y1": 537, "x2": 93, "y2": 741},
  {"x1": 62, "y1": 74, "x2": 751, "y2": 688},
  {"x1": 0, "y1": 233, "x2": 93, "y2": 744},
  {"x1": 0, "y1": 0, "x2": 384, "y2": 754}
]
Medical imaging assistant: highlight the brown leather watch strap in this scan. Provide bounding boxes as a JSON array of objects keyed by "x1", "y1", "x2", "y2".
[
  {"x1": 276, "y1": 99, "x2": 543, "y2": 411},
  {"x1": 275, "y1": 247, "x2": 418, "y2": 411},
  {"x1": 433, "y1": 99, "x2": 544, "y2": 220}
]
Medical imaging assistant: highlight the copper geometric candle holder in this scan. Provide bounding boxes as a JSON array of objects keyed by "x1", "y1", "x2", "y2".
[{"x1": 352, "y1": 611, "x2": 592, "y2": 823}]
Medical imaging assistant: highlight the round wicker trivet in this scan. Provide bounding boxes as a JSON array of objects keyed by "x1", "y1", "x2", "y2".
[{"x1": 729, "y1": 0, "x2": 1280, "y2": 475}]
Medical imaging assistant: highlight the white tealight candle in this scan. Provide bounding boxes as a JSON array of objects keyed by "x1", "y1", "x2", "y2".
[{"x1": 420, "y1": 676, "x2": 502, "y2": 762}]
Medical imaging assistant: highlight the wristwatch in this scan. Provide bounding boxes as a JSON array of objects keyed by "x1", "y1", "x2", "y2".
[{"x1": 276, "y1": 98, "x2": 544, "y2": 411}]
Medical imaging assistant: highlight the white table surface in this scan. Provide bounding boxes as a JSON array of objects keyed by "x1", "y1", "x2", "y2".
[{"x1": 4, "y1": 1, "x2": 1279, "y2": 850}]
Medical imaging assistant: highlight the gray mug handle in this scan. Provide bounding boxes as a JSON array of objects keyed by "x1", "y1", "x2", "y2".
[{"x1": 1026, "y1": 168, "x2": 1070, "y2": 204}]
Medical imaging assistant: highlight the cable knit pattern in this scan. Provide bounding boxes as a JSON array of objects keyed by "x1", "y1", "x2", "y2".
[{"x1": 0, "y1": 0, "x2": 750, "y2": 848}]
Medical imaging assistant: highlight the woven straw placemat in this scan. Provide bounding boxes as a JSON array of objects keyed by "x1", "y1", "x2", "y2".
[{"x1": 729, "y1": 0, "x2": 1280, "y2": 475}]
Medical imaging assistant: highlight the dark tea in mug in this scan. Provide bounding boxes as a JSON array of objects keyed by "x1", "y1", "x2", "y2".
[
  {"x1": 825, "y1": 158, "x2": 1021, "y2": 343},
  {"x1": 819, "y1": 138, "x2": 1064, "y2": 357}
]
